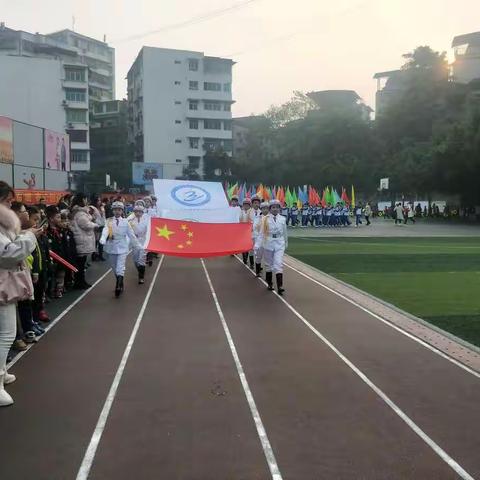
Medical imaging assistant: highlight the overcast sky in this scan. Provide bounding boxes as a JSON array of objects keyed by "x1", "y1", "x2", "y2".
[{"x1": 2, "y1": 0, "x2": 479, "y2": 116}]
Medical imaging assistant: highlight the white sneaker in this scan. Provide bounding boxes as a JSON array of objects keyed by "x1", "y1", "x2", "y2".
[
  {"x1": 0, "y1": 388, "x2": 13, "y2": 407},
  {"x1": 4, "y1": 372, "x2": 16, "y2": 385}
]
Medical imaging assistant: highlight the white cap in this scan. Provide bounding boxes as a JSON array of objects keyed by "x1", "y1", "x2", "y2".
[
  {"x1": 269, "y1": 199, "x2": 281, "y2": 207},
  {"x1": 112, "y1": 201, "x2": 124, "y2": 210},
  {"x1": 260, "y1": 201, "x2": 269, "y2": 208},
  {"x1": 133, "y1": 205, "x2": 145, "y2": 212}
]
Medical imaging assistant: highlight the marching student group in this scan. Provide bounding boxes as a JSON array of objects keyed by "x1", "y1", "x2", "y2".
[{"x1": 103, "y1": 193, "x2": 290, "y2": 298}]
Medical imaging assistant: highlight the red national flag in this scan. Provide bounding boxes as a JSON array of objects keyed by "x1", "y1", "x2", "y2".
[
  {"x1": 49, "y1": 250, "x2": 78, "y2": 273},
  {"x1": 146, "y1": 218, "x2": 253, "y2": 258}
]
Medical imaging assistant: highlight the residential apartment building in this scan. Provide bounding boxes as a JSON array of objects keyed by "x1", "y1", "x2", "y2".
[
  {"x1": 373, "y1": 70, "x2": 406, "y2": 117},
  {"x1": 0, "y1": 23, "x2": 115, "y2": 173},
  {"x1": 127, "y1": 47, "x2": 234, "y2": 180},
  {"x1": 88, "y1": 100, "x2": 133, "y2": 192},
  {"x1": 451, "y1": 31, "x2": 480, "y2": 84}
]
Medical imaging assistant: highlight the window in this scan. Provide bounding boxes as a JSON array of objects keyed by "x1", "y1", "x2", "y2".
[
  {"x1": 223, "y1": 140, "x2": 233, "y2": 152},
  {"x1": 204, "y1": 102, "x2": 221, "y2": 111},
  {"x1": 176, "y1": 159, "x2": 183, "y2": 163},
  {"x1": 189, "y1": 119, "x2": 199, "y2": 129},
  {"x1": 71, "y1": 150, "x2": 88, "y2": 163},
  {"x1": 189, "y1": 138, "x2": 199, "y2": 149},
  {"x1": 67, "y1": 130, "x2": 87, "y2": 143},
  {"x1": 203, "y1": 140, "x2": 219, "y2": 151},
  {"x1": 204, "y1": 119, "x2": 222, "y2": 130},
  {"x1": 223, "y1": 83, "x2": 231, "y2": 92},
  {"x1": 224, "y1": 103, "x2": 231, "y2": 112},
  {"x1": 189, "y1": 81, "x2": 198, "y2": 90},
  {"x1": 188, "y1": 156, "x2": 201, "y2": 169},
  {"x1": 175, "y1": 120, "x2": 182, "y2": 124},
  {"x1": 174, "y1": 60, "x2": 182, "y2": 64},
  {"x1": 65, "y1": 69, "x2": 85, "y2": 82},
  {"x1": 223, "y1": 120, "x2": 232, "y2": 131},
  {"x1": 175, "y1": 139, "x2": 182, "y2": 144},
  {"x1": 67, "y1": 109, "x2": 87, "y2": 123},
  {"x1": 204, "y1": 82, "x2": 221, "y2": 91},
  {"x1": 105, "y1": 101, "x2": 118, "y2": 112},
  {"x1": 189, "y1": 59, "x2": 199, "y2": 71},
  {"x1": 174, "y1": 100, "x2": 182, "y2": 105},
  {"x1": 65, "y1": 88, "x2": 86, "y2": 102},
  {"x1": 174, "y1": 81, "x2": 181, "y2": 85},
  {"x1": 189, "y1": 100, "x2": 199, "y2": 111}
]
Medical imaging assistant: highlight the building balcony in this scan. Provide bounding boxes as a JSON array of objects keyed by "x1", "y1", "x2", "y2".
[
  {"x1": 71, "y1": 141, "x2": 90, "y2": 150},
  {"x1": 89, "y1": 65, "x2": 112, "y2": 77},
  {"x1": 63, "y1": 100, "x2": 89, "y2": 110},
  {"x1": 199, "y1": 128, "x2": 232, "y2": 140},
  {"x1": 187, "y1": 90, "x2": 233, "y2": 102},
  {"x1": 89, "y1": 79, "x2": 112, "y2": 91},
  {"x1": 186, "y1": 109, "x2": 232, "y2": 120},
  {"x1": 62, "y1": 79, "x2": 87, "y2": 88},
  {"x1": 66, "y1": 122, "x2": 89, "y2": 131}
]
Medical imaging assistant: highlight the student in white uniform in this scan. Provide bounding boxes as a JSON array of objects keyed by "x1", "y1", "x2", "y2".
[
  {"x1": 127, "y1": 199, "x2": 145, "y2": 221},
  {"x1": 239, "y1": 198, "x2": 255, "y2": 267},
  {"x1": 100, "y1": 201, "x2": 140, "y2": 297},
  {"x1": 144, "y1": 196, "x2": 158, "y2": 218},
  {"x1": 260, "y1": 199, "x2": 288, "y2": 295},
  {"x1": 250, "y1": 195, "x2": 262, "y2": 273},
  {"x1": 129, "y1": 204, "x2": 149, "y2": 284},
  {"x1": 254, "y1": 201, "x2": 269, "y2": 277}
]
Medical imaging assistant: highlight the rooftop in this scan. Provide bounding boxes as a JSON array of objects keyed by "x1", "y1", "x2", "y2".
[
  {"x1": 373, "y1": 69, "x2": 402, "y2": 79},
  {"x1": 452, "y1": 31, "x2": 480, "y2": 48},
  {"x1": 46, "y1": 29, "x2": 111, "y2": 47}
]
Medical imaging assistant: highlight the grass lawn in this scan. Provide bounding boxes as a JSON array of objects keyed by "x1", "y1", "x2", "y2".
[{"x1": 287, "y1": 237, "x2": 480, "y2": 347}]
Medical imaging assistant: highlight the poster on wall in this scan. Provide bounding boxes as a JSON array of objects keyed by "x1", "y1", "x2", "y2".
[
  {"x1": 13, "y1": 165, "x2": 44, "y2": 190},
  {"x1": 44, "y1": 130, "x2": 70, "y2": 171},
  {"x1": 132, "y1": 162, "x2": 163, "y2": 186},
  {"x1": 0, "y1": 116, "x2": 13, "y2": 164}
]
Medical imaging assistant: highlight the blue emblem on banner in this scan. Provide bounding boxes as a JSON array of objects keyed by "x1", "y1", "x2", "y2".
[{"x1": 171, "y1": 185, "x2": 211, "y2": 207}]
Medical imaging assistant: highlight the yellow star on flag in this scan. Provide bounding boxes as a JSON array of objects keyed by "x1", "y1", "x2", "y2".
[
  {"x1": 181, "y1": 224, "x2": 188, "y2": 231},
  {"x1": 177, "y1": 244, "x2": 184, "y2": 249},
  {"x1": 187, "y1": 231, "x2": 194, "y2": 238},
  {"x1": 186, "y1": 240, "x2": 192, "y2": 246},
  {"x1": 156, "y1": 225, "x2": 175, "y2": 240}
]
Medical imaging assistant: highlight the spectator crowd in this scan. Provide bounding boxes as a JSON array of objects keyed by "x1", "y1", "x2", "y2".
[{"x1": 0, "y1": 181, "x2": 158, "y2": 406}]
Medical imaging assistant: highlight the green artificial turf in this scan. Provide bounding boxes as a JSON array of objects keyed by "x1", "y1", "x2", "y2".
[{"x1": 288, "y1": 237, "x2": 480, "y2": 347}]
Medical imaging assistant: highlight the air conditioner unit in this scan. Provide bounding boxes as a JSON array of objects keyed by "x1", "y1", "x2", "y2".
[
  {"x1": 62, "y1": 100, "x2": 68, "y2": 106},
  {"x1": 68, "y1": 122, "x2": 74, "y2": 128}
]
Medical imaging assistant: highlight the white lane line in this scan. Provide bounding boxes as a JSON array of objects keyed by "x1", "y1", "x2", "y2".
[
  {"x1": 7, "y1": 268, "x2": 112, "y2": 370},
  {"x1": 75, "y1": 256, "x2": 164, "y2": 480},
  {"x1": 284, "y1": 262, "x2": 480, "y2": 380},
  {"x1": 234, "y1": 256, "x2": 475, "y2": 480},
  {"x1": 201, "y1": 259, "x2": 283, "y2": 480}
]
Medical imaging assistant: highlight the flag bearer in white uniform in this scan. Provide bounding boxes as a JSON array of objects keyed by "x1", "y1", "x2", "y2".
[
  {"x1": 129, "y1": 205, "x2": 149, "y2": 285},
  {"x1": 260, "y1": 199, "x2": 288, "y2": 295},
  {"x1": 254, "y1": 201, "x2": 269, "y2": 277},
  {"x1": 239, "y1": 198, "x2": 255, "y2": 267},
  {"x1": 100, "y1": 201, "x2": 140, "y2": 297}
]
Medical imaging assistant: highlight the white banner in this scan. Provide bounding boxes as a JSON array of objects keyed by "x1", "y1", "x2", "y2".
[
  {"x1": 153, "y1": 179, "x2": 229, "y2": 210},
  {"x1": 159, "y1": 207, "x2": 240, "y2": 223}
]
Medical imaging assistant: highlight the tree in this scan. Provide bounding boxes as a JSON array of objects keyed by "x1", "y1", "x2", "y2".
[
  {"x1": 264, "y1": 91, "x2": 317, "y2": 128},
  {"x1": 203, "y1": 147, "x2": 233, "y2": 183}
]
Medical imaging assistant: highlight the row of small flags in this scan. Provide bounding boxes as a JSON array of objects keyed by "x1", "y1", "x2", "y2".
[{"x1": 225, "y1": 183, "x2": 356, "y2": 208}]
